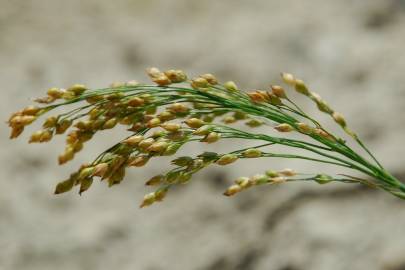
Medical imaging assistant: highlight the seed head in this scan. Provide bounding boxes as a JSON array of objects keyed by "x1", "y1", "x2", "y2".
[
  {"x1": 22, "y1": 105, "x2": 41, "y2": 116},
  {"x1": 169, "y1": 103, "x2": 189, "y2": 113},
  {"x1": 200, "y1": 74, "x2": 218, "y2": 85},
  {"x1": 140, "y1": 192, "x2": 156, "y2": 208},
  {"x1": 297, "y1": 122, "x2": 313, "y2": 134},
  {"x1": 293, "y1": 79, "x2": 310, "y2": 96},
  {"x1": 245, "y1": 119, "x2": 263, "y2": 127},
  {"x1": 162, "y1": 143, "x2": 182, "y2": 156},
  {"x1": 129, "y1": 155, "x2": 150, "y2": 167},
  {"x1": 127, "y1": 97, "x2": 145, "y2": 107},
  {"x1": 235, "y1": 176, "x2": 253, "y2": 188},
  {"x1": 243, "y1": 148, "x2": 262, "y2": 158},
  {"x1": 274, "y1": 123, "x2": 294, "y2": 132},
  {"x1": 251, "y1": 174, "x2": 268, "y2": 185},
  {"x1": 203, "y1": 132, "x2": 221, "y2": 143},
  {"x1": 216, "y1": 154, "x2": 238, "y2": 165},
  {"x1": 55, "y1": 119, "x2": 72, "y2": 134},
  {"x1": 332, "y1": 112, "x2": 347, "y2": 127},
  {"x1": 161, "y1": 122, "x2": 181, "y2": 132},
  {"x1": 146, "y1": 175, "x2": 164, "y2": 186},
  {"x1": 223, "y1": 184, "x2": 242, "y2": 196},
  {"x1": 281, "y1": 72, "x2": 296, "y2": 86},
  {"x1": 58, "y1": 147, "x2": 75, "y2": 165},
  {"x1": 9, "y1": 115, "x2": 36, "y2": 127},
  {"x1": 92, "y1": 163, "x2": 109, "y2": 177},
  {"x1": 10, "y1": 126, "x2": 24, "y2": 139},
  {"x1": 154, "y1": 188, "x2": 168, "y2": 202},
  {"x1": 191, "y1": 77, "x2": 209, "y2": 89},
  {"x1": 43, "y1": 116, "x2": 57, "y2": 128},
  {"x1": 47, "y1": 87, "x2": 64, "y2": 99},
  {"x1": 158, "y1": 111, "x2": 175, "y2": 121},
  {"x1": 138, "y1": 138, "x2": 155, "y2": 150},
  {"x1": 164, "y1": 69, "x2": 187, "y2": 83},
  {"x1": 223, "y1": 116, "x2": 236, "y2": 124},
  {"x1": 103, "y1": 118, "x2": 118, "y2": 129},
  {"x1": 271, "y1": 85, "x2": 287, "y2": 99},
  {"x1": 279, "y1": 168, "x2": 296, "y2": 177},
  {"x1": 223, "y1": 81, "x2": 238, "y2": 92},
  {"x1": 123, "y1": 135, "x2": 144, "y2": 146},
  {"x1": 147, "y1": 141, "x2": 169, "y2": 153},
  {"x1": 153, "y1": 75, "x2": 171, "y2": 86},
  {"x1": 185, "y1": 118, "x2": 205, "y2": 128},
  {"x1": 265, "y1": 170, "x2": 279, "y2": 178},
  {"x1": 146, "y1": 67, "x2": 161, "y2": 78},
  {"x1": 29, "y1": 129, "x2": 52, "y2": 143},
  {"x1": 248, "y1": 91, "x2": 267, "y2": 103},
  {"x1": 193, "y1": 125, "x2": 212, "y2": 136},
  {"x1": 147, "y1": 117, "x2": 161, "y2": 128},
  {"x1": 67, "y1": 84, "x2": 87, "y2": 95},
  {"x1": 314, "y1": 129, "x2": 335, "y2": 142}
]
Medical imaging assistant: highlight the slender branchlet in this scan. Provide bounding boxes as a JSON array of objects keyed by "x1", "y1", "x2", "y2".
[{"x1": 7, "y1": 67, "x2": 405, "y2": 207}]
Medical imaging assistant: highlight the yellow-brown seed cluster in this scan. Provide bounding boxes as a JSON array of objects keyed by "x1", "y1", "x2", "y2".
[
  {"x1": 146, "y1": 67, "x2": 187, "y2": 86},
  {"x1": 8, "y1": 67, "x2": 365, "y2": 208},
  {"x1": 8, "y1": 105, "x2": 42, "y2": 139}
]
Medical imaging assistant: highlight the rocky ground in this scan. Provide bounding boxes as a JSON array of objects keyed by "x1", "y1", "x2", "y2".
[{"x1": 1, "y1": 1, "x2": 405, "y2": 269}]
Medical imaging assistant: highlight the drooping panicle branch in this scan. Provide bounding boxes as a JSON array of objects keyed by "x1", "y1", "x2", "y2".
[{"x1": 7, "y1": 67, "x2": 405, "y2": 207}]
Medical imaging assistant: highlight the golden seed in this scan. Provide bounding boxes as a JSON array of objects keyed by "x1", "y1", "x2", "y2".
[
  {"x1": 243, "y1": 148, "x2": 262, "y2": 158},
  {"x1": 147, "y1": 118, "x2": 161, "y2": 128},
  {"x1": 164, "y1": 69, "x2": 187, "y2": 83},
  {"x1": 191, "y1": 77, "x2": 209, "y2": 89},
  {"x1": 103, "y1": 118, "x2": 118, "y2": 129},
  {"x1": 332, "y1": 112, "x2": 346, "y2": 127},
  {"x1": 297, "y1": 122, "x2": 312, "y2": 134},
  {"x1": 10, "y1": 126, "x2": 24, "y2": 139},
  {"x1": 58, "y1": 147, "x2": 75, "y2": 165},
  {"x1": 279, "y1": 168, "x2": 296, "y2": 177},
  {"x1": 294, "y1": 79, "x2": 310, "y2": 95},
  {"x1": 161, "y1": 123, "x2": 181, "y2": 132},
  {"x1": 223, "y1": 184, "x2": 242, "y2": 196},
  {"x1": 127, "y1": 97, "x2": 145, "y2": 107},
  {"x1": 129, "y1": 155, "x2": 150, "y2": 167},
  {"x1": 200, "y1": 73, "x2": 218, "y2": 85},
  {"x1": 92, "y1": 163, "x2": 109, "y2": 177},
  {"x1": 216, "y1": 154, "x2": 238, "y2": 165},
  {"x1": 146, "y1": 67, "x2": 161, "y2": 78},
  {"x1": 203, "y1": 132, "x2": 220, "y2": 143},
  {"x1": 146, "y1": 175, "x2": 164, "y2": 186},
  {"x1": 67, "y1": 84, "x2": 87, "y2": 95},
  {"x1": 153, "y1": 75, "x2": 171, "y2": 86},
  {"x1": 224, "y1": 81, "x2": 238, "y2": 92},
  {"x1": 47, "y1": 87, "x2": 64, "y2": 99},
  {"x1": 274, "y1": 123, "x2": 294, "y2": 132},
  {"x1": 271, "y1": 85, "x2": 287, "y2": 99},
  {"x1": 140, "y1": 192, "x2": 156, "y2": 208},
  {"x1": 147, "y1": 141, "x2": 169, "y2": 153},
  {"x1": 23, "y1": 105, "x2": 41, "y2": 116},
  {"x1": 281, "y1": 72, "x2": 296, "y2": 86},
  {"x1": 185, "y1": 118, "x2": 205, "y2": 128},
  {"x1": 138, "y1": 138, "x2": 155, "y2": 150},
  {"x1": 123, "y1": 135, "x2": 144, "y2": 146},
  {"x1": 223, "y1": 116, "x2": 236, "y2": 124}
]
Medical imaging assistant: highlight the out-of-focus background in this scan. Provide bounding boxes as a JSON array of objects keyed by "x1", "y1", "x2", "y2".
[{"x1": 1, "y1": 1, "x2": 405, "y2": 269}]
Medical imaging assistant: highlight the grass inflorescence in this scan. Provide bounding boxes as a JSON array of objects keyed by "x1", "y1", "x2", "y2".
[{"x1": 7, "y1": 67, "x2": 405, "y2": 207}]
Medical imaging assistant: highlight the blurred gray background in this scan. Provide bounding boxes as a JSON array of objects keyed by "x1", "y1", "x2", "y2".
[{"x1": 1, "y1": 1, "x2": 405, "y2": 270}]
